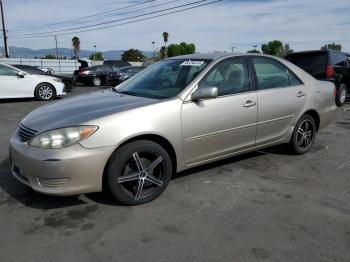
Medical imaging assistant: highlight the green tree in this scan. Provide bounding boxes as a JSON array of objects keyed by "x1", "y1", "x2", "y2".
[
  {"x1": 162, "y1": 32, "x2": 169, "y2": 58},
  {"x1": 261, "y1": 40, "x2": 293, "y2": 57},
  {"x1": 42, "y1": 54, "x2": 56, "y2": 59},
  {"x1": 121, "y1": 49, "x2": 145, "y2": 62},
  {"x1": 321, "y1": 43, "x2": 342, "y2": 51},
  {"x1": 167, "y1": 42, "x2": 196, "y2": 57},
  {"x1": 72, "y1": 36, "x2": 81, "y2": 59},
  {"x1": 89, "y1": 52, "x2": 104, "y2": 61}
]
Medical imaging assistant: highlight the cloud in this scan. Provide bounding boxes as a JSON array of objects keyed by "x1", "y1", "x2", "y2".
[{"x1": 2, "y1": 0, "x2": 350, "y2": 53}]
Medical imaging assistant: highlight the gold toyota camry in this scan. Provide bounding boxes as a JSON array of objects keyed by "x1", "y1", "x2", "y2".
[{"x1": 9, "y1": 54, "x2": 336, "y2": 205}]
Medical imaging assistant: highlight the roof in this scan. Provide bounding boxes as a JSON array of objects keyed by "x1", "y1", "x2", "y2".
[{"x1": 166, "y1": 52, "x2": 281, "y2": 61}]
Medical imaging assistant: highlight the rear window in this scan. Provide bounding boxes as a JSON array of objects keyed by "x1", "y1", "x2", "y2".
[
  {"x1": 329, "y1": 52, "x2": 346, "y2": 66},
  {"x1": 286, "y1": 52, "x2": 327, "y2": 67}
]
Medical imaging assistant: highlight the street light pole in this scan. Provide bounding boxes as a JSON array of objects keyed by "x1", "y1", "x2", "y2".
[
  {"x1": 151, "y1": 41, "x2": 155, "y2": 59},
  {"x1": 93, "y1": 45, "x2": 96, "y2": 64},
  {"x1": 0, "y1": 0, "x2": 9, "y2": 58},
  {"x1": 231, "y1": 46, "x2": 236, "y2": 53}
]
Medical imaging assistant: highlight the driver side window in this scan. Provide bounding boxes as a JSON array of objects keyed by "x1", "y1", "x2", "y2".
[
  {"x1": 199, "y1": 58, "x2": 250, "y2": 96},
  {"x1": 0, "y1": 64, "x2": 18, "y2": 76}
]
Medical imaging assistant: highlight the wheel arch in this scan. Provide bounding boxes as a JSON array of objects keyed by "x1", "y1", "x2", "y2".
[
  {"x1": 34, "y1": 82, "x2": 56, "y2": 97},
  {"x1": 303, "y1": 109, "x2": 320, "y2": 131},
  {"x1": 102, "y1": 133, "x2": 178, "y2": 191}
]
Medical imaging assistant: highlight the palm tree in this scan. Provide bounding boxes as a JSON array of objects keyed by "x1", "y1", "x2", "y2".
[
  {"x1": 162, "y1": 32, "x2": 169, "y2": 58},
  {"x1": 72, "y1": 36, "x2": 80, "y2": 59}
]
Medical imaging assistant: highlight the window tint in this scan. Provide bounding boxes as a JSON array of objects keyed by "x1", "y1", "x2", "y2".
[
  {"x1": 199, "y1": 58, "x2": 250, "y2": 96},
  {"x1": 329, "y1": 52, "x2": 346, "y2": 67},
  {"x1": 0, "y1": 64, "x2": 18, "y2": 76},
  {"x1": 253, "y1": 58, "x2": 291, "y2": 89},
  {"x1": 288, "y1": 72, "x2": 302, "y2": 86},
  {"x1": 286, "y1": 52, "x2": 327, "y2": 67}
]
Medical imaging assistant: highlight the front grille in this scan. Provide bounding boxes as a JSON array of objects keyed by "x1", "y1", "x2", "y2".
[{"x1": 18, "y1": 124, "x2": 38, "y2": 143}]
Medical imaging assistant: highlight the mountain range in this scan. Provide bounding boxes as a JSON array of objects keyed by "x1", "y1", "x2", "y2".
[{"x1": 0, "y1": 46, "x2": 152, "y2": 59}]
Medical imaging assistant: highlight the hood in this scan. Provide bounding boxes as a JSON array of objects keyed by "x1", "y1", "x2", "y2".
[
  {"x1": 32, "y1": 74, "x2": 60, "y2": 82},
  {"x1": 22, "y1": 89, "x2": 157, "y2": 132}
]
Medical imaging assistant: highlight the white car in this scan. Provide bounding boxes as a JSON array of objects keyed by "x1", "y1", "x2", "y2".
[{"x1": 0, "y1": 63, "x2": 66, "y2": 100}]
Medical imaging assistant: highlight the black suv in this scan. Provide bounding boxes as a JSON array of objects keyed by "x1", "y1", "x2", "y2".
[{"x1": 286, "y1": 50, "x2": 350, "y2": 106}]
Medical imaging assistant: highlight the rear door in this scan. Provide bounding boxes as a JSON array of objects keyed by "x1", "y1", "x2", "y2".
[{"x1": 250, "y1": 57, "x2": 307, "y2": 146}]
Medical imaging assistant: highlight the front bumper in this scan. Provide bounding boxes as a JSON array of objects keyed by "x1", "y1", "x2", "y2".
[{"x1": 9, "y1": 131, "x2": 115, "y2": 196}]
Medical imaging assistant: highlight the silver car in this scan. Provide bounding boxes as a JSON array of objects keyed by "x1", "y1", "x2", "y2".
[{"x1": 9, "y1": 54, "x2": 336, "y2": 205}]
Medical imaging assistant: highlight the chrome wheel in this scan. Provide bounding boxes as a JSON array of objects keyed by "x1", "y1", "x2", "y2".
[
  {"x1": 340, "y1": 88, "x2": 346, "y2": 104},
  {"x1": 38, "y1": 85, "x2": 54, "y2": 100},
  {"x1": 117, "y1": 151, "x2": 165, "y2": 201},
  {"x1": 92, "y1": 77, "x2": 101, "y2": 86},
  {"x1": 296, "y1": 119, "x2": 314, "y2": 151}
]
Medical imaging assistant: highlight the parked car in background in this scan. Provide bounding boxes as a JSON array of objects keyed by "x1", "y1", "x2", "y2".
[
  {"x1": 73, "y1": 60, "x2": 133, "y2": 86},
  {"x1": 13, "y1": 64, "x2": 74, "y2": 92},
  {"x1": 108, "y1": 66, "x2": 145, "y2": 86},
  {"x1": 103, "y1": 60, "x2": 131, "y2": 68},
  {"x1": 286, "y1": 50, "x2": 350, "y2": 106},
  {"x1": 74, "y1": 65, "x2": 115, "y2": 86},
  {"x1": 0, "y1": 63, "x2": 65, "y2": 100},
  {"x1": 9, "y1": 54, "x2": 336, "y2": 205}
]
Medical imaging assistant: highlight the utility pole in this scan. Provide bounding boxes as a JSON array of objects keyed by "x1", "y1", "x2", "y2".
[
  {"x1": 0, "y1": 0, "x2": 9, "y2": 58},
  {"x1": 54, "y1": 35, "x2": 59, "y2": 58},
  {"x1": 54, "y1": 35, "x2": 61, "y2": 73}
]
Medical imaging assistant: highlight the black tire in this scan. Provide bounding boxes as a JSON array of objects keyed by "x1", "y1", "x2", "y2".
[
  {"x1": 34, "y1": 83, "x2": 56, "y2": 101},
  {"x1": 336, "y1": 84, "x2": 347, "y2": 107},
  {"x1": 288, "y1": 114, "x2": 316, "y2": 155},
  {"x1": 92, "y1": 76, "x2": 101, "y2": 86},
  {"x1": 107, "y1": 140, "x2": 172, "y2": 205}
]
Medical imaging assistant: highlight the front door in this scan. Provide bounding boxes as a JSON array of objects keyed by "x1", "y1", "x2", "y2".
[
  {"x1": 181, "y1": 57, "x2": 257, "y2": 166},
  {"x1": 0, "y1": 64, "x2": 29, "y2": 98}
]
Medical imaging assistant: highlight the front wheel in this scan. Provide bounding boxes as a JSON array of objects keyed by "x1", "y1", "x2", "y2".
[
  {"x1": 336, "y1": 84, "x2": 347, "y2": 106},
  {"x1": 289, "y1": 114, "x2": 316, "y2": 155},
  {"x1": 107, "y1": 140, "x2": 173, "y2": 205},
  {"x1": 92, "y1": 76, "x2": 102, "y2": 86},
  {"x1": 35, "y1": 83, "x2": 56, "y2": 101}
]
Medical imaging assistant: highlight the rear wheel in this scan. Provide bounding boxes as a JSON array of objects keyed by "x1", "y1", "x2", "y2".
[
  {"x1": 107, "y1": 140, "x2": 172, "y2": 205},
  {"x1": 35, "y1": 83, "x2": 56, "y2": 101},
  {"x1": 289, "y1": 114, "x2": 316, "y2": 155},
  {"x1": 336, "y1": 84, "x2": 347, "y2": 106},
  {"x1": 92, "y1": 76, "x2": 101, "y2": 86}
]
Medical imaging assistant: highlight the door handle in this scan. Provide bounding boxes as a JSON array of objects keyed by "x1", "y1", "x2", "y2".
[
  {"x1": 296, "y1": 91, "x2": 306, "y2": 97},
  {"x1": 243, "y1": 100, "x2": 256, "y2": 108}
]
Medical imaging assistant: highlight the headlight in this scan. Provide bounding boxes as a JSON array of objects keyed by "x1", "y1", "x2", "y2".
[
  {"x1": 29, "y1": 126, "x2": 98, "y2": 149},
  {"x1": 52, "y1": 78, "x2": 62, "y2": 83}
]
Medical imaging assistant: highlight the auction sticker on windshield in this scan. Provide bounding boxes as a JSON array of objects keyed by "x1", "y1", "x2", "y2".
[{"x1": 180, "y1": 60, "x2": 205, "y2": 66}]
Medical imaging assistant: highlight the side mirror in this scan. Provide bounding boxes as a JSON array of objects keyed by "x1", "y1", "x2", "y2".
[
  {"x1": 17, "y1": 72, "x2": 25, "y2": 78},
  {"x1": 191, "y1": 87, "x2": 218, "y2": 101}
]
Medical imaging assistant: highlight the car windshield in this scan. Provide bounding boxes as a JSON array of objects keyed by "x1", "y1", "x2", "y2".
[{"x1": 116, "y1": 59, "x2": 211, "y2": 99}]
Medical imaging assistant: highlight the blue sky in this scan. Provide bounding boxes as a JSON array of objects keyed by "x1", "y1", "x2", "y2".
[{"x1": 1, "y1": 0, "x2": 350, "y2": 53}]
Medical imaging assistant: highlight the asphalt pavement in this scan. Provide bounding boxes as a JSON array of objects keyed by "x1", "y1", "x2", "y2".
[{"x1": 0, "y1": 87, "x2": 349, "y2": 262}]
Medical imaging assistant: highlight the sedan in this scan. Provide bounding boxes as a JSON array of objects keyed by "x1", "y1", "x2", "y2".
[
  {"x1": 9, "y1": 54, "x2": 336, "y2": 205},
  {"x1": 12, "y1": 64, "x2": 74, "y2": 93},
  {"x1": 108, "y1": 66, "x2": 145, "y2": 86},
  {"x1": 0, "y1": 63, "x2": 66, "y2": 100}
]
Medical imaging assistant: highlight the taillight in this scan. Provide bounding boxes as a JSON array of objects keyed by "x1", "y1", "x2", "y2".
[
  {"x1": 326, "y1": 64, "x2": 334, "y2": 79},
  {"x1": 333, "y1": 87, "x2": 337, "y2": 97}
]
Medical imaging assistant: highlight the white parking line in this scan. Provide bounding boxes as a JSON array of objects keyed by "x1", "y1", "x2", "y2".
[{"x1": 343, "y1": 106, "x2": 350, "y2": 111}]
